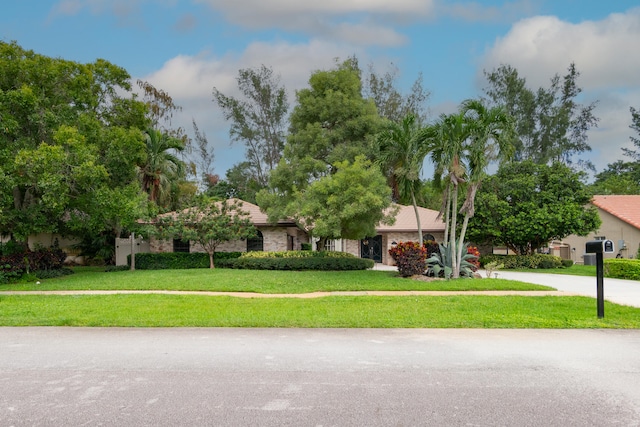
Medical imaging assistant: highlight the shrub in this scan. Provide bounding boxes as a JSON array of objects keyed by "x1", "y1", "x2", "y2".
[
  {"x1": 221, "y1": 254, "x2": 373, "y2": 271},
  {"x1": 131, "y1": 252, "x2": 242, "y2": 270},
  {"x1": 561, "y1": 259, "x2": 574, "y2": 268},
  {"x1": 423, "y1": 240, "x2": 440, "y2": 259},
  {"x1": 301, "y1": 243, "x2": 312, "y2": 251},
  {"x1": 0, "y1": 247, "x2": 67, "y2": 283},
  {"x1": 466, "y1": 246, "x2": 480, "y2": 271},
  {"x1": 426, "y1": 243, "x2": 477, "y2": 279},
  {"x1": 479, "y1": 254, "x2": 563, "y2": 269},
  {"x1": 241, "y1": 250, "x2": 357, "y2": 259},
  {"x1": 389, "y1": 241, "x2": 427, "y2": 277},
  {"x1": 34, "y1": 268, "x2": 74, "y2": 279},
  {"x1": 604, "y1": 259, "x2": 640, "y2": 280}
]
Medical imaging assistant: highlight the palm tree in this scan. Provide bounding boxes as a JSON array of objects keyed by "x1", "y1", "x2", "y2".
[
  {"x1": 431, "y1": 100, "x2": 515, "y2": 278},
  {"x1": 376, "y1": 114, "x2": 433, "y2": 243},
  {"x1": 139, "y1": 128, "x2": 186, "y2": 206}
]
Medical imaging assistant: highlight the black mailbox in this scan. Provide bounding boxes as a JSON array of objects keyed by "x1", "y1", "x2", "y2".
[{"x1": 585, "y1": 240, "x2": 615, "y2": 254}]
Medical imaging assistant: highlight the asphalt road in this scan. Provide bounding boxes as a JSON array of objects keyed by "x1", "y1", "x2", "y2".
[{"x1": 2, "y1": 327, "x2": 640, "y2": 426}]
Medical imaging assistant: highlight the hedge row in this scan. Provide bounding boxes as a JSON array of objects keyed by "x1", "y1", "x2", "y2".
[
  {"x1": 219, "y1": 256, "x2": 374, "y2": 271},
  {"x1": 241, "y1": 250, "x2": 358, "y2": 259},
  {"x1": 129, "y1": 252, "x2": 242, "y2": 270},
  {"x1": 129, "y1": 251, "x2": 371, "y2": 271},
  {"x1": 604, "y1": 259, "x2": 640, "y2": 280},
  {"x1": 479, "y1": 254, "x2": 564, "y2": 269}
]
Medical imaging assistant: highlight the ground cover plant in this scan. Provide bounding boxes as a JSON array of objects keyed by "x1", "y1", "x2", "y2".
[
  {"x1": 0, "y1": 268, "x2": 552, "y2": 293},
  {"x1": 0, "y1": 294, "x2": 638, "y2": 328}
]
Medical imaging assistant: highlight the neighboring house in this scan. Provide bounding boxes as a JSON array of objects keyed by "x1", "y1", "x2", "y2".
[
  {"x1": 147, "y1": 199, "x2": 309, "y2": 257},
  {"x1": 335, "y1": 204, "x2": 446, "y2": 266},
  {"x1": 560, "y1": 195, "x2": 640, "y2": 264}
]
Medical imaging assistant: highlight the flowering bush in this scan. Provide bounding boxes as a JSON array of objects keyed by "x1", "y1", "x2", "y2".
[
  {"x1": 466, "y1": 246, "x2": 480, "y2": 271},
  {"x1": 389, "y1": 241, "x2": 427, "y2": 277}
]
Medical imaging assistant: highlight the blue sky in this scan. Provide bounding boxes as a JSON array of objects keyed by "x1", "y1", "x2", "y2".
[{"x1": 3, "y1": 1, "x2": 640, "y2": 178}]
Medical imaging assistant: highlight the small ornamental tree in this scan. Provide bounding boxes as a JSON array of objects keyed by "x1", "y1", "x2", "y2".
[
  {"x1": 154, "y1": 198, "x2": 256, "y2": 269},
  {"x1": 389, "y1": 241, "x2": 427, "y2": 277}
]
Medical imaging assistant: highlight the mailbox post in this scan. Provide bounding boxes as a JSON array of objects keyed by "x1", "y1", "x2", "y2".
[{"x1": 585, "y1": 239, "x2": 615, "y2": 318}]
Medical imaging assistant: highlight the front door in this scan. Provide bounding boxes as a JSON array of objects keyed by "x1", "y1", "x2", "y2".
[{"x1": 361, "y1": 235, "x2": 383, "y2": 263}]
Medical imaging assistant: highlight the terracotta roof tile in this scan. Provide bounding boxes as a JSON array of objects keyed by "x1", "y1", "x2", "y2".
[
  {"x1": 592, "y1": 195, "x2": 640, "y2": 230},
  {"x1": 377, "y1": 204, "x2": 445, "y2": 232}
]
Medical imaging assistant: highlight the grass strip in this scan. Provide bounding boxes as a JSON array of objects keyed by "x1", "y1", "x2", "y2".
[
  {"x1": 1, "y1": 294, "x2": 638, "y2": 328},
  {"x1": 1, "y1": 269, "x2": 553, "y2": 293}
]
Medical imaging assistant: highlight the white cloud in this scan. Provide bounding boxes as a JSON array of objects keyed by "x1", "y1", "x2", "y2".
[
  {"x1": 441, "y1": 0, "x2": 536, "y2": 23},
  {"x1": 479, "y1": 8, "x2": 640, "y2": 173},
  {"x1": 481, "y1": 8, "x2": 640, "y2": 90},
  {"x1": 195, "y1": 0, "x2": 434, "y2": 47},
  {"x1": 139, "y1": 39, "x2": 360, "y2": 173}
]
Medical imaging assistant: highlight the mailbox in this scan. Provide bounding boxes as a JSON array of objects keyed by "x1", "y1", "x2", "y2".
[{"x1": 585, "y1": 240, "x2": 615, "y2": 254}]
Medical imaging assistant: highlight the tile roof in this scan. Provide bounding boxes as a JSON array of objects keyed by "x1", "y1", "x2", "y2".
[
  {"x1": 592, "y1": 195, "x2": 640, "y2": 230},
  {"x1": 377, "y1": 204, "x2": 446, "y2": 232},
  {"x1": 159, "y1": 199, "x2": 297, "y2": 227}
]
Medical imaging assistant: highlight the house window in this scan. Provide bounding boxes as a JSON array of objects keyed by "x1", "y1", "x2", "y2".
[
  {"x1": 594, "y1": 236, "x2": 606, "y2": 241},
  {"x1": 423, "y1": 234, "x2": 436, "y2": 243},
  {"x1": 173, "y1": 239, "x2": 190, "y2": 253},
  {"x1": 247, "y1": 230, "x2": 264, "y2": 252},
  {"x1": 324, "y1": 240, "x2": 336, "y2": 251}
]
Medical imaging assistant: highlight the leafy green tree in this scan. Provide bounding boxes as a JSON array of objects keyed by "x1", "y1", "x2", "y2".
[
  {"x1": 466, "y1": 161, "x2": 601, "y2": 255},
  {"x1": 591, "y1": 107, "x2": 640, "y2": 195},
  {"x1": 363, "y1": 63, "x2": 430, "y2": 124},
  {"x1": 275, "y1": 156, "x2": 395, "y2": 249},
  {"x1": 483, "y1": 63, "x2": 598, "y2": 167},
  {"x1": 153, "y1": 198, "x2": 255, "y2": 268},
  {"x1": 258, "y1": 59, "x2": 389, "y2": 246},
  {"x1": 431, "y1": 99, "x2": 515, "y2": 278},
  {"x1": 0, "y1": 41, "x2": 151, "y2": 245},
  {"x1": 376, "y1": 114, "x2": 433, "y2": 242},
  {"x1": 213, "y1": 65, "x2": 289, "y2": 187},
  {"x1": 591, "y1": 160, "x2": 640, "y2": 195},
  {"x1": 138, "y1": 128, "x2": 186, "y2": 207}
]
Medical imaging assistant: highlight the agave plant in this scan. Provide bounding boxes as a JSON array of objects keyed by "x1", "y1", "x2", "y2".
[{"x1": 426, "y1": 243, "x2": 477, "y2": 279}]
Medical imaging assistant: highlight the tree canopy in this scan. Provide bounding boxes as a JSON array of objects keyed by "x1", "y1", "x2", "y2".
[
  {"x1": 466, "y1": 161, "x2": 601, "y2": 255},
  {"x1": 257, "y1": 59, "x2": 392, "y2": 245},
  {"x1": 483, "y1": 63, "x2": 598, "y2": 167},
  {"x1": 0, "y1": 41, "x2": 152, "y2": 243}
]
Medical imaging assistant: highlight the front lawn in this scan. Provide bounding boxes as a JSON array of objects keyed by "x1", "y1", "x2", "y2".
[
  {"x1": 1, "y1": 268, "x2": 553, "y2": 293},
  {"x1": 1, "y1": 294, "x2": 638, "y2": 328}
]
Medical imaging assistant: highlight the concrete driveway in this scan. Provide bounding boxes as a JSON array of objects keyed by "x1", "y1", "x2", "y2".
[
  {"x1": 480, "y1": 270, "x2": 640, "y2": 308},
  {"x1": 374, "y1": 264, "x2": 640, "y2": 308}
]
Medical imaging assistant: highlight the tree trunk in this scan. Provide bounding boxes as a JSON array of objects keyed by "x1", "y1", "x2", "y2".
[
  {"x1": 411, "y1": 189, "x2": 422, "y2": 244},
  {"x1": 450, "y1": 182, "x2": 459, "y2": 279},
  {"x1": 456, "y1": 213, "x2": 471, "y2": 276},
  {"x1": 209, "y1": 252, "x2": 215, "y2": 269},
  {"x1": 443, "y1": 184, "x2": 452, "y2": 245}
]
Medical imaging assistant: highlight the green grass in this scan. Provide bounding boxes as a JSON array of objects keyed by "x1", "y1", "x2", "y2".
[
  {"x1": 0, "y1": 294, "x2": 638, "y2": 328},
  {"x1": 0, "y1": 268, "x2": 553, "y2": 293},
  {"x1": 511, "y1": 264, "x2": 597, "y2": 277}
]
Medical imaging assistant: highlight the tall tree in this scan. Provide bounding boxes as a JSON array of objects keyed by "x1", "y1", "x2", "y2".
[
  {"x1": 213, "y1": 65, "x2": 288, "y2": 187},
  {"x1": 138, "y1": 128, "x2": 186, "y2": 207},
  {"x1": 0, "y1": 41, "x2": 150, "y2": 244},
  {"x1": 363, "y1": 63, "x2": 430, "y2": 124},
  {"x1": 467, "y1": 161, "x2": 601, "y2": 254},
  {"x1": 376, "y1": 114, "x2": 433, "y2": 243},
  {"x1": 483, "y1": 63, "x2": 598, "y2": 167},
  {"x1": 431, "y1": 99, "x2": 515, "y2": 278},
  {"x1": 258, "y1": 59, "x2": 391, "y2": 246},
  {"x1": 592, "y1": 107, "x2": 640, "y2": 195}
]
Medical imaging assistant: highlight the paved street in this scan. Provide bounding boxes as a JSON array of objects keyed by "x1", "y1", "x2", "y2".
[{"x1": 2, "y1": 327, "x2": 640, "y2": 426}]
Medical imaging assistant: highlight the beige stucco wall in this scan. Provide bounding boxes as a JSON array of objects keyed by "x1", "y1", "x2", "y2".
[
  {"x1": 341, "y1": 231, "x2": 445, "y2": 265},
  {"x1": 148, "y1": 226, "x2": 309, "y2": 254},
  {"x1": 561, "y1": 208, "x2": 640, "y2": 263}
]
